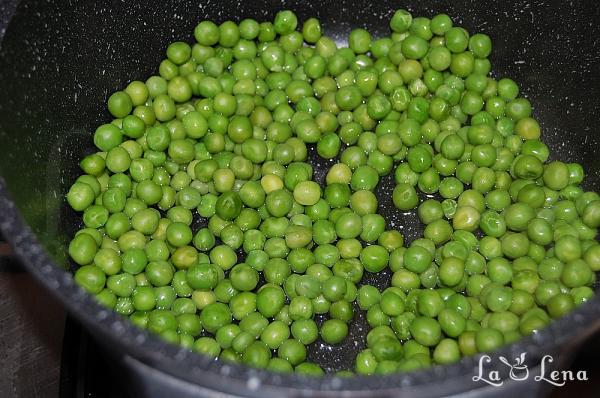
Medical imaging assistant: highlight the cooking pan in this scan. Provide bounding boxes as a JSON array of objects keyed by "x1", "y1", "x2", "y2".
[{"x1": 1, "y1": 0, "x2": 600, "y2": 397}]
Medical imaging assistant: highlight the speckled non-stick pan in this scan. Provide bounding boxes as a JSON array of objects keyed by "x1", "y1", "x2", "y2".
[{"x1": 1, "y1": 1, "x2": 600, "y2": 397}]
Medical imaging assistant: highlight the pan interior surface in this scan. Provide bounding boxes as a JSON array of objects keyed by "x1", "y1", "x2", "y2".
[{"x1": 0, "y1": 0, "x2": 599, "y2": 394}]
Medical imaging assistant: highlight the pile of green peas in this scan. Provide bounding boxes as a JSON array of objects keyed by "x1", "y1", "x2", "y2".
[{"x1": 66, "y1": 8, "x2": 600, "y2": 376}]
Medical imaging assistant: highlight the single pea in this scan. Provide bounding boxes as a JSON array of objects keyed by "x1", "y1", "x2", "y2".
[
  {"x1": 393, "y1": 183, "x2": 419, "y2": 210},
  {"x1": 475, "y1": 328, "x2": 504, "y2": 352},
  {"x1": 379, "y1": 290, "x2": 405, "y2": 317},
  {"x1": 200, "y1": 302, "x2": 232, "y2": 334},
  {"x1": 561, "y1": 259, "x2": 592, "y2": 288},
  {"x1": 69, "y1": 233, "x2": 99, "y2": 266},
  {"x1": 74, "y1": 265, "x2": 106, "y2": 294},
  {"x1": 293, "y1": 181, "x2": 321, "y2": 206},
  {"x1": 320, "y1": 319, "x2": 348, "y2": 345},
  {"x1": 255, "y1": 284, "x2": 286, "y2": 318},
  {"x1": 277, "y1": 339, "x2": 306, "y2": 366},
  {"x1": 410, "y1": 316, "x2": 442, "y2": 347},
  {"x1": 290, "y1": 319, "x2": 319, "y2": 345}
]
